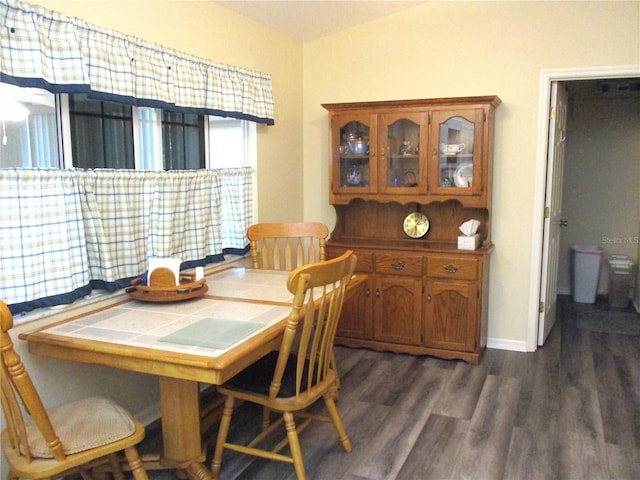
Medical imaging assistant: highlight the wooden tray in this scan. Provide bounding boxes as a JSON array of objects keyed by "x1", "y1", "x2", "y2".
[{"x1": 126, "y1": 272, "x2": 208, "y2": 303}]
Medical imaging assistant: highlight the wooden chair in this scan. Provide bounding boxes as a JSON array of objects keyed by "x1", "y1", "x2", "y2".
[
  {"x1": 249, "y1": 221, "x2": 342, "y2": 389},
  {"x1": 210, "y1": 250, "x2": 357, "y2": 480},
  {"x1": 200, "y1": 222, "x2": 332, "y2": 435},
  {"x1": 0, "y1": 300, "x2": 149, "y2": 480},
  {"x1": 247, "y1": 222, "x2": 329, "y2": 270}
]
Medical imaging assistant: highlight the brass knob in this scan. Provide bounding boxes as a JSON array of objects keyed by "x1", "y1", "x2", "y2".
[
  {"x1": 443, "y1": 263, "x2": 459, "y2": 273},
  {"x1": 391, "y1": 260, "x2": 405, "y2": 270}
]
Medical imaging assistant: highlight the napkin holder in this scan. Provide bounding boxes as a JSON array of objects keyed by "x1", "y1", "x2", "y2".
[
  {"x1": 126, "y1": 271, "x2": 208, "y2": 303},
  {"x1": 458, "y1": 234, "x2": 481, "y2": 250},
  {"x1": 457, "y1": 219, "x2": 481, "y2": 251}
]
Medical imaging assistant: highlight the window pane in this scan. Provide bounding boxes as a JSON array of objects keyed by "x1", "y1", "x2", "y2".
[
  {"x1": 208, "y1": 117, "x2": 246, "y2": 168},
  {"x1": 68, "y1": 94, "x2": 134, "y2": 169},
  {"x1": 103, "y1": 101, "x2": 129, "y2": 118},
  {"x1": 135, "y1": 107, "x2": 162, "y2": 170},
  {"x1": 104, "y1": 118, "x2": 134, "y2": 169},
  {"x1": 162, "y1": 111, "x2": 204, "y2": 170},
  {"x1": 184, "y1": 126, "x2": 203, "y2": 169},
  {"x1": 0, "y1": 84, "x2": 59, "y2": 168},
  {"x1": 71, "y1": 115, "x2": 105, "y2": 168},
  {"x1": 68, "y1": 94, "x2": 102, "y2": 114}
]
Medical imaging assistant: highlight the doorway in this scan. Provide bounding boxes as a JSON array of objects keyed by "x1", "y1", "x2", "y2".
[{"x1": 529, "y1": 65, "x2": 640, "y2": 351}]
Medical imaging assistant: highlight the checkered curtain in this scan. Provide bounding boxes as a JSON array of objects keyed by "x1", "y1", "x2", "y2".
[
  {"x1": 0, "y1": 168, "x2": 253, "y2": 314},
  {"x1": 0, "y1": 0, "x2": 275, "y2": 125}
]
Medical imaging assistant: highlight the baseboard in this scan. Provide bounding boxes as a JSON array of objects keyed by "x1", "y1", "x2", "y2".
[
  {"x1": 135, "y1": 402, "x2": 162, "y2": 427},
  {"x1": 487, "y1": 337, "x2": 529, "y2": 352}
]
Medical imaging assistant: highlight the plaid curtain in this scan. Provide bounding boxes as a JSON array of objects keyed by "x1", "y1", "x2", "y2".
[
  {"x1": 0, "y1": 0, "x2": 275, "y2": 125},
  {"x1": 0, "y1": 168, "x2": 253, "y2": 315}
]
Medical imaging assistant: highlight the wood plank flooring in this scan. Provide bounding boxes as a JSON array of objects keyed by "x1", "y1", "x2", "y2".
[{"x1": 141, "y1": 296, "x2": 640, "y2": 479}]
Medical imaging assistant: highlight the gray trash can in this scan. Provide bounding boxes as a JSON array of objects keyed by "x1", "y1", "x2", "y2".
[
  {"x1": 607, "y1": 255, "x2": 636, "y2": 309},
  {"x1": 570, "y1": 245, "x2": 603, "y2": 303}
]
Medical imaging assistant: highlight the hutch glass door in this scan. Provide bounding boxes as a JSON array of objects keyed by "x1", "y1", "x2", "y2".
[
  {"x1": 379, "y1": 112, "x2": 427, "y2": 194},
  {"x1": 431, "y1": 109, "x2": 483, "y2": 196},
  {"x1": 333, "y1": 113, "x2": 377, "y2": 194}
]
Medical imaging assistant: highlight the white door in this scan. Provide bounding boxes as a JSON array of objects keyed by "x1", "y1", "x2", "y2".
[{"x1": 538, "y1": 82, "x2": 569, "y2": 346}]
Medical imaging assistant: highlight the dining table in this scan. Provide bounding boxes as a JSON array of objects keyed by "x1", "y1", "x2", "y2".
[{"x1": 19, "y1": 265, "x2": 366, "y2": 480}]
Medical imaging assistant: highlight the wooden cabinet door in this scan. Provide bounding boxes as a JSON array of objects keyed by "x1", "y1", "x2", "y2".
[
  {"x1": 373, "y1": 275, "x2": 422, "y2": 345},
  {"x1": 424, "y1": 280, "x2": 478, "y2": 352},
  {"x1": 336, "y1": 276, "x2": 373, "y2": 339}
]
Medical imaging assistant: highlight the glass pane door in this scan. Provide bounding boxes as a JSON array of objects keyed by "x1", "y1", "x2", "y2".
[
  {"x1": 387, "y1": 118, "x2": 419, "y2": 187},
  {"x1": 379, "y1": 112, "x2": 426, "y2": 194},
  {"x1": 339, "y1": 120, "x2": 371, "y2": 188},
  {"x1": 438, "y1": 115, "x2": 475, "y2": 189}
]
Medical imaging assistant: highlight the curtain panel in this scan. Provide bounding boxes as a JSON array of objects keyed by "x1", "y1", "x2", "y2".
[
  {"x1": 0, "y1": 168, "x2": 253, "y2": 315},
  {"x1": 0, "y1": 0, "x2": 275, "y2": 125}
]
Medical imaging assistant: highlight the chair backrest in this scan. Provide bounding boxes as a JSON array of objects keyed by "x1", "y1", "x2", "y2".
[
  {"x1": 269, "y1": 250, "x2": 356, "y2": 399},
  {"x1": 247, "y1": 222, "x2": 329, "y2": 270},
  {"x1": 1, "y1": 300, "x2": 66, "y2": 463}
]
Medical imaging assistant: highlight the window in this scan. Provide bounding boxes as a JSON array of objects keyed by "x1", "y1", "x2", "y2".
[{"x1": 0, "y1": 85, "x2": 254, "y2": 171}]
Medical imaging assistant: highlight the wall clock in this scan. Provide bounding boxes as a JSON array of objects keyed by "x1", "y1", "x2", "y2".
[{"x1": 403, "y1": 212, "x2": 429, "y2": 238}]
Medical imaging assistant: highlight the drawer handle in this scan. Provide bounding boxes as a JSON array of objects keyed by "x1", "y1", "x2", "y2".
[
  {"x1": 443, "y1": 263, "x2": 459, "y2": 273},
  {"x1": 391, "y1": 260, "x2": 405, "y2": 270}
]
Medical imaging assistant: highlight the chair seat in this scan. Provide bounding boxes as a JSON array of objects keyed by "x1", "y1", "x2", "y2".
[
  {"x1": 225, "y1": 351, "x2": 313, "y2": 398},
  {"x1": 23, "y1": 396, "x2": 135, "y2": 458}
]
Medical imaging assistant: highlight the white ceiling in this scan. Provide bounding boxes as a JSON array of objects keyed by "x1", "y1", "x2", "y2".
[{"x1": 214, "y1": 1, "x2": 426, "y2": 41}]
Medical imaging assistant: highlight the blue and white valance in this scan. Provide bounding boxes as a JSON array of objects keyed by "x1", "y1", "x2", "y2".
[{"x1": 0, "y1": 0, "x2": 275, "y2": 125}]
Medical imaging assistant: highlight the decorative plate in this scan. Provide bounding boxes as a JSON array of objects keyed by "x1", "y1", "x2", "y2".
[{"x1": 453, "y1": 163, "x2": 473, "y2": 188}]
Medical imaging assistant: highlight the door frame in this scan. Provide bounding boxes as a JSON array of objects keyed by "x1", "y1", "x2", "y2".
[{"x1": 527, "y1": 64, "x2": 640, "y2": 352}]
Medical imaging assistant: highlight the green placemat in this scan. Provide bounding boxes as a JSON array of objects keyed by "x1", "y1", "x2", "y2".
[{"x1": 160, "y1": 318, "x2": 264, "y2": 349}]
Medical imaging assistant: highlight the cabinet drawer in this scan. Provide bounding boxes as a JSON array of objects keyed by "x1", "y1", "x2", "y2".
[
  {"x1": 353, "y1": 251, "x2": 374, "y2": 273},
  {"x1": 427, "y1": 256, "x2": 478, "y2": 280},
  {"x1": 326, "y1": 248, "x2": 374, "y2": 273},
  {"x1": 375, "y1": 254, "x2": 424, "y2": 276}
]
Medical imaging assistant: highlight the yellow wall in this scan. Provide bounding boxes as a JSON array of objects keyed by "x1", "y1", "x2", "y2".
[
  {"x1": 302, "y1": 1, "x2": 640, "y2": 346},
  {"x1": 36, "y1": 0, "x2": 305, "y2": 223}
]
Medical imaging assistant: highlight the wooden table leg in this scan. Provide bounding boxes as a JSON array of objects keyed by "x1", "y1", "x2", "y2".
[{"x1": 159, "y1": 376, "x2": 212, "y2": 480}]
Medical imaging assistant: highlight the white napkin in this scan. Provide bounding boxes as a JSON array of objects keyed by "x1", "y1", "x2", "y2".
[{"x1": 459, "y1": 219, "x2": 480, "y2": 236}]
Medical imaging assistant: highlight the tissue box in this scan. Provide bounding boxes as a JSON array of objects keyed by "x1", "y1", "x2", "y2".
[{"x1": 458, "y1": 234, "x2": 481, "y2": 250}]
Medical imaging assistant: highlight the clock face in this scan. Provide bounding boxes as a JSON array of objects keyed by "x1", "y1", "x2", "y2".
[{"x1": 403, "y1": 212, "x2": 430, "y2": 238}]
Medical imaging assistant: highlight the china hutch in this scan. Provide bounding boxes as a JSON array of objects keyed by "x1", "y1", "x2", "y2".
[{"x1": 323, "y1": 96, "x2": 500, "y2": 364}]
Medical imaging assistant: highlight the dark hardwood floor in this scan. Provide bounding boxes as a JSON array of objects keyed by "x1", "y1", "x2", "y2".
[{"x1": 141, "y1": 295, "x2": 640, "y2": 479}]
